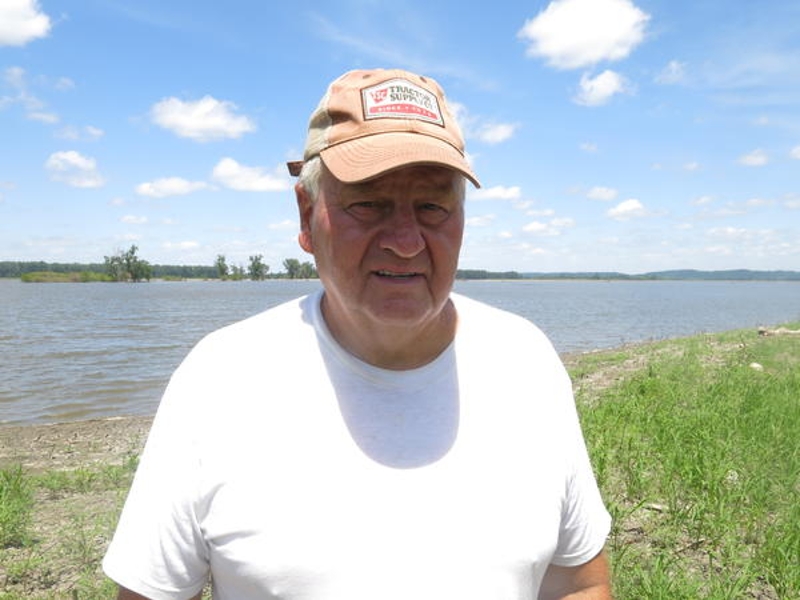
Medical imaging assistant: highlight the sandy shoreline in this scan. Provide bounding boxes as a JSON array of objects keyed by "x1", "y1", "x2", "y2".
[{"x1": 0, "y1": 415, "x2": 154, "y2": 472}]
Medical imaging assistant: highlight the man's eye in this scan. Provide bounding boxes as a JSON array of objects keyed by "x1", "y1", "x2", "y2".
[
  {"x1": 418, "y1": 203, "x2": 450, "y2": 224},
  {"x1": 346, "y1": 201, "x2": 384, "y2": 221}
]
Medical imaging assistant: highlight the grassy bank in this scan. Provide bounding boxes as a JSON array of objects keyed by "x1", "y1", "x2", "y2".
[
  {"x1": 1, "y1": 324, "x2": 798, "y2": 598},
  {"x1": 572, "y1": 324, "x2": 799, "y2": 599},
  {"x1": 19, "y1": 271, "x2": 110, "y2": 283}
]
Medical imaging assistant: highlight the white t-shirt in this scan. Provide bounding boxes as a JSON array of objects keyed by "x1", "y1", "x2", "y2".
[{"x1": 103, "y1": 292, "x2": 610, "y2": 600}]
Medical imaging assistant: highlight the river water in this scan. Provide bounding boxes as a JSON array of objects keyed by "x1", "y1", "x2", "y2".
[{"x1": 1, "y1": 278, "x2": 798, "y2": 425}]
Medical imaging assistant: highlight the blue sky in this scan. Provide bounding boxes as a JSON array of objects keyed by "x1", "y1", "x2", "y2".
[{"x1": 1, "y1": 0, "x2": 799, "y2": 274}]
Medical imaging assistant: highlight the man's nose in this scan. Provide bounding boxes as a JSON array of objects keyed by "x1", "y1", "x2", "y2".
[{"x1": 380, "y1": 207, "x2": 425, "y2": 258}]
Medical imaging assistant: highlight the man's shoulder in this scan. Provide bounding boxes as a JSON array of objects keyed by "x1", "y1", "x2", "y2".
[
  {"x1": 451, "y1": 292, "x2": 559, "y2": 358},
  {"x1": 451, "y1": 292, "x2": 542, "y2": 331},
  {"x1": 193, "y1": 292, "x2": 320, "y2": 356}
]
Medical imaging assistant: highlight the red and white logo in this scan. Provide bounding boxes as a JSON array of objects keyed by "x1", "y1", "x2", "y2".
[
  {"x1": 370, "y1": 89, "x2": 389, "y2": 104},
  {"x1": 361, "y1": 78, "x2": 444, "y2": 125}
]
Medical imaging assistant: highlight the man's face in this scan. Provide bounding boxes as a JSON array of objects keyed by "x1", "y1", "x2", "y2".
[{"x1": 298, "y1": 163, "x2": 465, "y2": 337}]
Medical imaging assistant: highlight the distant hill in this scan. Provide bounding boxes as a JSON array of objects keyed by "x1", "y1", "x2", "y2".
[{"x1": 520, "y1": 269, "x2": 800, "y2": 281}]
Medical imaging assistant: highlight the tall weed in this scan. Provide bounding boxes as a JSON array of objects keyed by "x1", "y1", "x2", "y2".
[{"x1": 0, "y1": 466, "x2": 33, "y2": 548}]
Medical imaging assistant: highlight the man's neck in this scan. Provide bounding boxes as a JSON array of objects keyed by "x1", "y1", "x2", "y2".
[{"x1": 321, "y1": 295, "x2": 458, "y2": 370}]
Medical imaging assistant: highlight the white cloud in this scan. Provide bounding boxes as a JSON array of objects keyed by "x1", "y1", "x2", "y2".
[
  {"x1": 738, "y1": 148, "x2": 769, "y2": 167},
  {"x1": 745, "y1": 197, "x2": 774, "y2": 208},
  {"x1": 122, "y1": 215, "x2": 148, "y2": 225},
  {"x1": 587, "y1": 186, "x2": 618, "y2": 201},
  {"x1": 705, "y1": 245, "x2": 734, "y2": 257},
  {"x1": 523, "y1": 217, "x2": 574, "y2": 236},
  {"x1": 523, "y1": 221, "x2": 550, "y2": 234},
  {"x1": 692, "y1": 195, "x2": 714, "y2": 206},
  {"x1": 475, "y1": 122, "x2": 517, "y2": 144},
  {"x1": 574, "y1": 70, "x2": 630, "y2": 106},
  {"x1": 518, "y1": 0, "x2": 649, "y2": 70},
  {"x1": 656, "y1": 60, "x2": 686, "y2": 85},
  {"x1": 466, "y1": 215, "x2": 496, "y2": 227},
  {"x1": 2, "y1": 66, "x2": 60, "y2": 123},
  {"x1": 136, "y1": 177, "x2": 210, "y2": 198},
  {"x1": 683, "y1": 161, "x2": 701, "y2": 172},
  {"x1": 268, "y1": 219, "x2": 297, "y2": 230},
  {"x1": 211, "y1": 158, "x2": 290, "y2": 192},
  {"x1": 3, "y1": 65, "x2": 25, "y2": 88},
  {"x1": 0, "y1": 0, "x2": 51, "y2": 46},
  {"x1": 470, "y1": 185, "x2": 522, "y2": 200},
  {"x1": 45, "y1": 151, "x2": 105, "y2": 188},
  {"x1": 707, "y1": 227, "x2": 749, "y2": 240},
  {"x1": 28, "y1": 111, "x2": 58, "y2": 123},
  {"x1": 551, "y1": 217, "x2": 575, "y2": 228},
  {"x1": 55, "y1": 77, "x2": 75, "y2": 91},
  {"x1": 56, "y1": 125, "x2": 105, "y2": 141},
  {"x1": 163, "y1": 241, "x2": 200, "y2": 251},
  {"x1": 150, "y1": 96, "x2": 256, "y2": 142},
  {"x1": 607, "y1": 198, "x2": 646, "y2": 220},
  {"x1": 790, "y1": 146, "x2": 800, "y2": 160},
  {"x1": 448, "y1": 101, "x2": 515, "y2": 146},
  {"x1": 579, "y1": 142, "x2": 598, "y2": 153}
]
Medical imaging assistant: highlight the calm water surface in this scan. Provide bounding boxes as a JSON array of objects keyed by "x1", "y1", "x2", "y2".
[{"x1": 1, "y1": 278, "x2": 798, "y2": 425}]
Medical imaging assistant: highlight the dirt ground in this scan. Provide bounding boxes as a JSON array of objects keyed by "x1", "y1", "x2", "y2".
[{"x1": 0, "y1": 415, "x2": 153, "y2": 473}]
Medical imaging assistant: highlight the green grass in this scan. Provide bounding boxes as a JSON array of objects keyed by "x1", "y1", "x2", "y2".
[
  {"x1": 0, "y1": 459, "x2": 138, "y2": 599},
  {"x1": 20, "y1": 271, "x2": 110, "y2": 283},
  {"x1": 572, "y1": 324, "x2": 800, "y2": 599},
  {"x1": 0, "y1": 466, "x2": 33, "y2": 549}
]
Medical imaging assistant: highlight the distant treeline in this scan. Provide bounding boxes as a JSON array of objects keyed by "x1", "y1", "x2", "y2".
[
  {"x1": 1, "y1": 262, "x2": 798, "y2": 281},
  {"x1": 456, "y1": 269, "x2": 523, "y2": 280},
  {"x1": 0, "y1": 261, "x2": 218, "y2": 280},
  {"x1": 521, "y1": 269, "x2": 800, "y2": 281}
]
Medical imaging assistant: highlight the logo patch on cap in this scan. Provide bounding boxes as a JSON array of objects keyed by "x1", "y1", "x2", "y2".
[{"x1": 361, "y1": 78, "x2": 444, "y2": 126}]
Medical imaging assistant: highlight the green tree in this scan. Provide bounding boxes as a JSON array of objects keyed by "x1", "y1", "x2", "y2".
[
  {"x1": 283, "y1": 258, "x2": 300, "y2": 279},
  {"x1": 248, "y1": 255, "x2": 268, "y2": 281},
  {"x1": 230, "y1": 265, "x2": 245, "y2": 281},
  {"x1": 215, "y1": 255, "x2": 229, "y2": 280},
  {"x1": 104, "y1": 245, "x2": 151, "y2": 282},
  {"x1": 297, "y1": 261, "x2": 318, "y2": 279},
  {"x1": 104, "y1": 254, "x2": 125, "y2": 282},
  {"x1": 282, "y1": 258, "x2": 317, "y2": 279}
]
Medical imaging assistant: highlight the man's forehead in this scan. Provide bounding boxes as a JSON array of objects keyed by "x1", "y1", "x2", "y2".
[{"x1": 347, "y1": 165, "x2": 462, "y2": 191}]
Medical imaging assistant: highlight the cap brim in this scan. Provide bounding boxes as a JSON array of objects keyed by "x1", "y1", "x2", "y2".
[{"x1": 320, "y1": 132, "x2": 481, "y2": 188}]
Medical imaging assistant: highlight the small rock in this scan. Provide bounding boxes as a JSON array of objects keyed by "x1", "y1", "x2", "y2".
[{"x1": 749, "y1": 362, "x2": 764, "y2": 372}]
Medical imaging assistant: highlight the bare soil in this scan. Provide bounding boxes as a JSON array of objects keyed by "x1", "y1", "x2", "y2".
[{"x1": 0, "y1": 416, "x2": 153, "y2": 474}]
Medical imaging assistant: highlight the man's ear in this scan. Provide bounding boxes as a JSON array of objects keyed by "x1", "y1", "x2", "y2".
[{"x1": 296, "y1": 183, "x2": 314, "y2": 254}]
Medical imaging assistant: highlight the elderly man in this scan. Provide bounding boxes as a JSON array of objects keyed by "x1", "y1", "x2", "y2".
[{"x1": 104, "y1": 68, "x2": 612, "y2": 600}]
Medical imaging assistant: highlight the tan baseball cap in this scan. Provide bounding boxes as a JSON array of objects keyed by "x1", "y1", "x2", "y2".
[{"x1": 287, "y1": 68, "x2": 480, "y2": 188}]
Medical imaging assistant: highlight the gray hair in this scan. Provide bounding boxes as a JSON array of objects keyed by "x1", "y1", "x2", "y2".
[
  {"x1": 297, "y1": 156, "x2": 322, "y2": 201},
  {"x1": 298, "y1": 155, "x2": 468, "y2": 202}
]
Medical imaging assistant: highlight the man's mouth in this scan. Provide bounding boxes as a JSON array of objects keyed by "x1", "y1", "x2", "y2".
[{"x1": 374, "y1": 270, "x2": 420, "y2": 279}]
